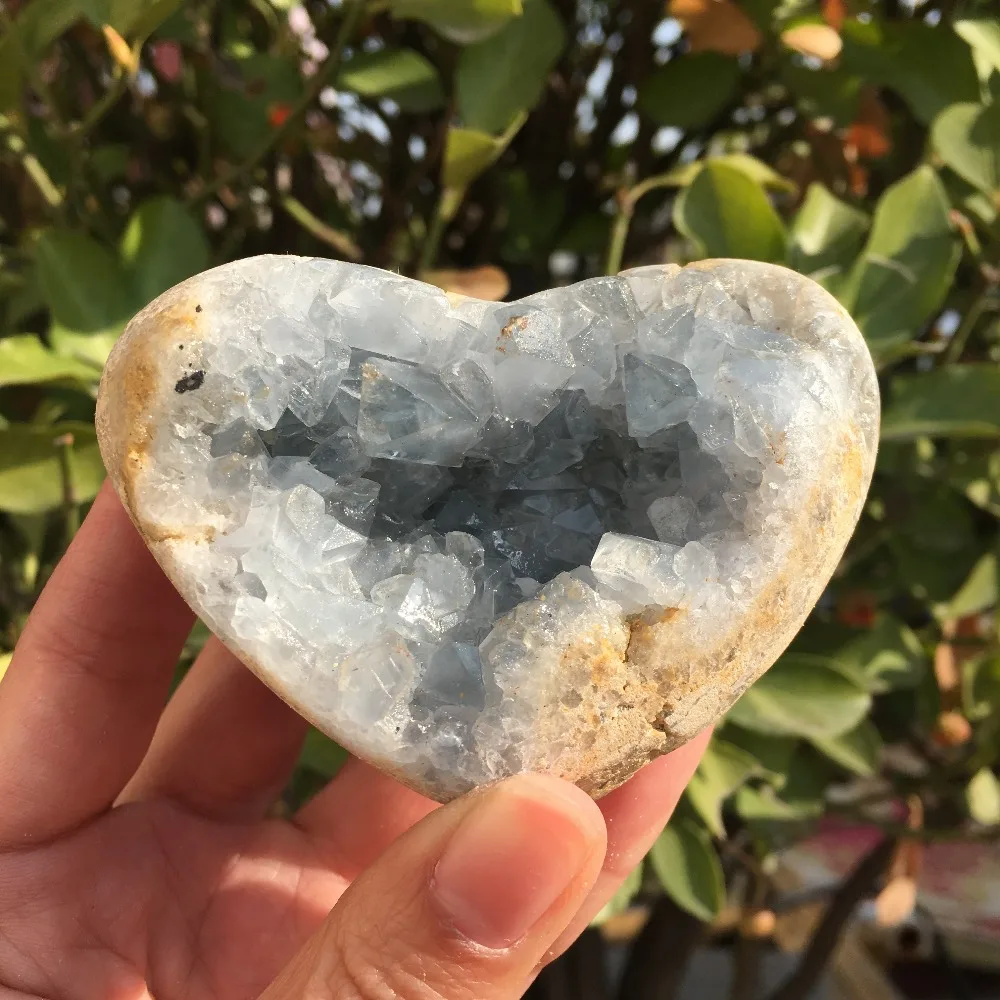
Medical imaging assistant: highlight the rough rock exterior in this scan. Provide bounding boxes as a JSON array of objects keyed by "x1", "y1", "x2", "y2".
[{"x1": 96, "y1": 257, "x2": 879, "y2": 801}]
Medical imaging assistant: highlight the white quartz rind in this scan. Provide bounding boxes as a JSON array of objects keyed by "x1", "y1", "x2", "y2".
[{"x1": 105, "y1": 257, "x2": 879, "y2": 800}]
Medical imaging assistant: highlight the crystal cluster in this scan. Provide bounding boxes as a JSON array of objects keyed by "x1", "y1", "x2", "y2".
[{"x1": 98, "y1": 257, "x2": 879, "y2": 799}]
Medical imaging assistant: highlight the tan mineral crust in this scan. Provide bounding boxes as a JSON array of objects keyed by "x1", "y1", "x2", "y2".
[{"x1": 97, "y1": 257, "x2": 879, "y2": 801}]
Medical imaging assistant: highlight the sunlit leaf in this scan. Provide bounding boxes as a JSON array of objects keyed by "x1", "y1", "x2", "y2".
[
  {"x1": 338, "y1": 49, "x2": 445, "y2": 113},
  {"x1": 649, "y1": 818, "x2": 725, "y2": 922},
  {"x1": 734, "y1": 751, "x2": 828, "y2": 823},
  {"x1": 674, "y1": 161, "x2": 787, "y2": 262},
  {"x1": 966, "y1": 767, "x2": 1000, "y2": 826},
  {"x1": 389, "y1": 0, "x2": 522, "y2": 44},
  {"x1": 686, "y1": 737, "x2": 762, "y2": 837},
  {"x1": 0, "y1": 422, "x2": 105, "y2": 515},
  {"x1": 955, "y1": 19, "x2": 1000, "y2": 76},
  {"x1": 810, "y1": 719, "x2": 882, "y2": 777},
  {"x1": 840, "y1": 165, "x2": 960, "y2": 355},
  {"x1": 650, "y1": 154, "x2": 796, "y2": 192},
  {"x1": 456, "y1": 0, "x2": 565, "y2": 133},
  {"x1": 932, "y1": 101, "x2": 1000, "y2": 199},
  {"x1": 33, "y1": 229, "x2": 132, "y2": 338},
  {"x1": 0, "y1": 335, "x2": 102, "y2": 388},
  {"x1": 882, "y1": 366, "x2": 1000, "y2": 440},
  {"x1": 937, "y1": 553, "x2": 997, "y2": 620},
  {"x1": 121, "y1": 196, "x2": 210, "y2": 308},
  {"x1": 788, "y1": 182, "x2": 869, "y2": 295},
  {"x1": 440, "y1": 116, "x2": 526, "y2": 217},
  {"x1": 728, "y1": 656, "x2": 871, "y2": 739}
]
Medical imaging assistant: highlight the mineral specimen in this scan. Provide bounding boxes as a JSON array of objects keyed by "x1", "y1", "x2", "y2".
[{"x1": 96, "y1": 258, "x2": 879, "y2": 801}]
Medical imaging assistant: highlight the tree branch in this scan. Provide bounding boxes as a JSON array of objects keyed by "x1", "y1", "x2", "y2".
[{"x1": 761, "y1": 838, "x2": 896, "y2": 1000}]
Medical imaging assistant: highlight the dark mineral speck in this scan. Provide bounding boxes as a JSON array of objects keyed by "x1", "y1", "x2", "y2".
[{"x1": 175, "y1": 370, "x2": 205, "y2": 394}]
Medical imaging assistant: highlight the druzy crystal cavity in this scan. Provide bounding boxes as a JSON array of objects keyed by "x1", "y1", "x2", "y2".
[{"x1": 97, "y1": 258, "x2": 879, "y2": 801}]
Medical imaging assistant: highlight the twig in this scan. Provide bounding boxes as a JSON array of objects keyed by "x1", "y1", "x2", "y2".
[
  {"x1": 417, "y1": 197, "x2": 447, "y2": 274},
  {"x1": 604, "y1": 174, "x2": 683, "y2": 275},
  {"x1": 191, "y1": 0, "x2": 365, "y2": 205},
  {"x1": 280, "y1": 195, "x2": 362, "y2": 259},
  {"x1": 69, "y1": 71, "x2": 129, "y2": 142},
  {"x1": 1, "y1": 126, "x2": 64, "y2": 208},
  {"x1": 761, "y1": 837, "x2": 896, "y2": 1000},
  {"x1": 52, "y1": 433, "x2": 80, "y2": 542}
]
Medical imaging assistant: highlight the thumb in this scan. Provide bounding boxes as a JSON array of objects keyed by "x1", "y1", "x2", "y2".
[{"x1": 262, "y1": 774, "x2": 607, "y2": 1000}]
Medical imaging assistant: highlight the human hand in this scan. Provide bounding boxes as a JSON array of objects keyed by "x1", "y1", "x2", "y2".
[{"x1": 0, "y1": 483, "x2": 708, "y2": 1000}]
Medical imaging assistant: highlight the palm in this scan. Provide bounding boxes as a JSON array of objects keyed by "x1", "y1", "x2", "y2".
[
  {"x1": 1, "y1": 796, "x2": 368, "y2": 999},
  {"x1": 0, "y1": 486, "x2": 706, "y2": 999}
]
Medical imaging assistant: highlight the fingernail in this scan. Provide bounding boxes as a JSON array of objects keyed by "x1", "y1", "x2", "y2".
[{"x1": 431, "y1": 775, "x2": 602, "y2": 949}]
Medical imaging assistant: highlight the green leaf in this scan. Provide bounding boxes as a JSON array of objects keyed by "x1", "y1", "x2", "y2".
[
  {"x1": 966, "y1": 768, "x2": 1000, "y2": 826},
  {"x1": 788, "y1": 183, "x2": 869, "y2": 296},
  {"x1": 889, "y1": 487, "x2": 981, "y2": 604},
  {"x1": 456, "y1": 0, "x2": 565, "y2": 133},
  {"x1": 840, "y1": 165, "x2": 960, "y2": 355},
  {"x1": 687, "y1": 737, "x2": 762, "y2": 837},
  {"x1": 109, "y1": 0, "x2": 186, "y2": 37},
  {"x1": 932, "y1": 102, "x2": 1000, "y2": 200},
  {"x1": 950, "y1": 450, "x2": 1000, "y2": 518},
  {"x1": 33, "y1": 229, "x2": 132, "y2": 337},
  {"x1": 590, "y1": 862, "x2": 643, "y2": 926},
  {"x1": 882, "y1": 365, "x2": 1000, "y2": 440},
  {"x1": 968, "y1": 653, "x2": 1000, "y2": 722},
  {"x1": 955, "y1": 19, "x2": 1000, "y2": 76},
  {"x1": 0, "y1": 651, "x2": 11, "y2": 683},
  {"x1": 937, "y1": 552, "x2": 998, "y2": 620},
  {"x1": 47, "y1": 329, "x2": 121, "y2": 369},
  {"x1": 337, "y1": 49, "x2": 445, "y2": 113},
  {"x1": 440, "y1": 116, "x2": 526, "y2": 217},
  {"x1": 734, "y1": 750, "x2": 828, "y2": 823},
  {"x1": 841, "y1": 20, "x2": 980, "y2": 125},
  {"x1": 389, "y1": 0, "x2": 522, "y2": 43},
  {"x1": 298, "y1": 729, "x2": 349, "y2": 779},
  {"x1": 650, "y1": 154, "x2": 796, "y2": 193},
  {"x1": 648, "y1": 819, "x2": 725, "y2": 923},
  {"x1": 832, "y1": 616, "x2": 925, "y2": 693},
  {"x1": 810, "y1": 719, "x2": 882, "y2": 777},
  {"x1": 728, "y1": 655, "x2": 871, "y2": 740},
  {"x1": 0, "y1": 422, "x2": 105, "y2": 515},
  {"x1": 639, "y1": 53, "x2": 741, "y2": 129},
  {"x1": 718, "y1": 728, "x2": 796, "y2": 788},
  {"x1": 120, "y1": 196, "x2": 209, "y2": 308},
  {"x1": 734, "y1": 781, "x2": 824, "y2": 823},
  {"x1": 674, "y1": 162, "x2": 787, "y2": 262},
  {"x1": 0, "y1": 335, "x2": 102, "y2": 388}
]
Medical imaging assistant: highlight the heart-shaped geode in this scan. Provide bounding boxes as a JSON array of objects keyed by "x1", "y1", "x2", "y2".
[{"x1": 97, "y1": 257, "x2": 879, "y2": 801}]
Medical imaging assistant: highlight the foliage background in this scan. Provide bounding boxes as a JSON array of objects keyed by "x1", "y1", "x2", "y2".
[{"x1": 1, "y1": 0, "x2": 999, "y2": 988}]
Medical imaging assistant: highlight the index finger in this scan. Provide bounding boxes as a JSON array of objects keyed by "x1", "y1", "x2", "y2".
[{"x1": 0, "y1": 482, "x2": 193, "y2": 847}]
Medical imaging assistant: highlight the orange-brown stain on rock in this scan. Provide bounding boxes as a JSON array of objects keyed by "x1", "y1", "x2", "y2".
[
  {"x1": 625, "y1": 607, "x2": 682, "y2": 662},
  {"x1": 496, "y1": 315, "x2": 528, "y2": 354}
]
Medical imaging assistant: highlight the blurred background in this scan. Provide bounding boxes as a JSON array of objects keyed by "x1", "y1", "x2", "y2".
[{"x1": 0, "y1": 0, "x2": 999, "y2": 997}]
